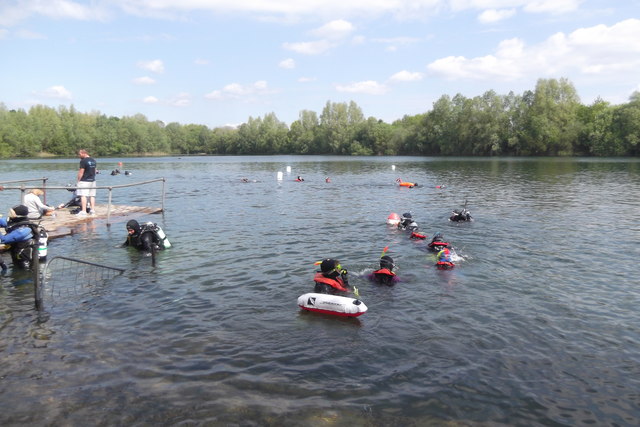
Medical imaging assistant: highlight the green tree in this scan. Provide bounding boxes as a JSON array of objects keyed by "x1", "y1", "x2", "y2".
[
  {"x1": 289, "y1": 110, "x2": 319, "y2": 154},
  {"x1": 165, "y1": 122, "x2": 189, "y2": 154},
  {"x1": 577, "y1": 98, "x2": 615, "y2": 155},
  {"x1": 523, "y1": 78, "x2": 581, "y2": 155},
  {"x1": 319, "y1": 101, "x2": 365, "y2": 154},
  {"x1": 611, "y1": 91, "x2": 640, "y2": 156}
]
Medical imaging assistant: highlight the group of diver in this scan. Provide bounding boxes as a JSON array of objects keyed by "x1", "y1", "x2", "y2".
[
  {"x1": 397, "y1": 212, "x2": 456, "y2": 270},
  {"x1": 312, "y1": 255, "x2": 398, "y2": 297},
  {"x1": 0, "y1": 202, "x2": 170, "y2": 272},
  {"x1": 311, "y1": 204, "x2": 473, "y2": 297}
]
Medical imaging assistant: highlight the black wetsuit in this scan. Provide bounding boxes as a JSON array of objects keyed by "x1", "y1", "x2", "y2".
[{"x1": 123, "y1": 224, "x2": 163, "y2": 252}]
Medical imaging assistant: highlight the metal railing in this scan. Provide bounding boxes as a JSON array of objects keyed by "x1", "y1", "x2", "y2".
[
  {"x1": 0, "y1": 177, "x2": 49, "y2": 203},
  {"x1": 0, "y1": 178, "x2": 166, "y2": 226}
]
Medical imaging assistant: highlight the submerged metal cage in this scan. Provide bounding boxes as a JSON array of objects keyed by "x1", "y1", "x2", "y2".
[{"x1": 36, "y1": 255, "x2": 126, "y2": 310}]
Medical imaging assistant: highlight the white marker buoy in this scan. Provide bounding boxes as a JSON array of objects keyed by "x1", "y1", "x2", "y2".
[
  {"x1": 392, "y1": 165, "x2": 396, "y2": 170},
  {"x1": 286, "y1": 166, "x2": 291, "y2": 174},
  {"x1": 277, "y1": 171, "x2": 283, "y2": 181}
]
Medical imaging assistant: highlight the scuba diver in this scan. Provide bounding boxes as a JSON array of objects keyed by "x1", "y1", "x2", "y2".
[
  {"x1": 397, "y1": 212, "x2": 418, "y2": 231},
  {"x1": 0, "y1": 205, "x2": 48, "y2": 269},
  {"x1": 313, "y1": 258, "x2": 350, "y2": 295},
  {"x1": 370, "y1": 255, "x2": 398, "y2": 286},
  {"x1": 436, "y1": 247, "x2": 455, "y2": 270},
  {"x1": 450, "y1": 201, "x2": 473, "y2": 222},
  {"x1": 57, "y1": 184, "x2": 91, "y2": 212},
  {"x1": 427, "y1": 232, "x2": 450, "y2": 252},
  {"x1": 122, "y1": 220, "x2": 171, "y2": 252}
]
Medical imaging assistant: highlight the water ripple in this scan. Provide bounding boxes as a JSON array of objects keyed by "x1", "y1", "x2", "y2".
[{"x1": 1, "y1": 157, "x2": 639, "y2": 425}]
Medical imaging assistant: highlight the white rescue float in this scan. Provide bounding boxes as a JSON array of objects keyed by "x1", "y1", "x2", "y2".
[{"x1": 297, "y1": 293, "x2": 368, "y2": 317}]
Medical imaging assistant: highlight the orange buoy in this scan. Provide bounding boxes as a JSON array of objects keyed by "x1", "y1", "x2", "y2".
[
  {"x1": 396, "y1": 178, "x2": 417, "y2": 188},
  {"x1": 387, "y1": 212, "x2": 401, "y2": 226}
]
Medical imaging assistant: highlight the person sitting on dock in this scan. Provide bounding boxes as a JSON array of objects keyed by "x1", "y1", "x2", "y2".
[
  {"x1": 122, "y1": 220, "x2": 170, "y2": 252},
  {"x1": 24, "y1": 189, "x2": 55, "y2": 219}
]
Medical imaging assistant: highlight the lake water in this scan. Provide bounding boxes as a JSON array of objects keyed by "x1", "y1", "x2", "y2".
[{"x1": 0, "y1": 156, "x2": 639, "y2": 426}]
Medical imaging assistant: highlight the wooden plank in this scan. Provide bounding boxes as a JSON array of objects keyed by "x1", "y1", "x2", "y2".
[{"x1": 36, "y1": 205, "x2": 163, "y2": 239}]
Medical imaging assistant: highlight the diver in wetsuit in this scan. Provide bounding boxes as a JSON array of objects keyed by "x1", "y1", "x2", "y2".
[
  {"x1": 122, "y1": 220, "x2": 169, "y2": 252},
  {"x1": 313, "y1": 258, "x2": 350, "y2": 295},
  {"x1": 371, "y1": 255, "x2": 397, "y2": 286},
  {"x1": 0, "y1": 205, "x2": 47, "y2": 269}
]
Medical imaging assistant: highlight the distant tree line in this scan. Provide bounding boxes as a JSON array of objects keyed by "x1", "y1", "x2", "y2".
[{"x1": 1, "y1": 78, "x2": 638, "y2": 158}]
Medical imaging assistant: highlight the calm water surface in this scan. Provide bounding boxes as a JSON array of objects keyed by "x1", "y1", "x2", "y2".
[{"x1": 0, "y1": 156, "x2": 639, "y2": 426}]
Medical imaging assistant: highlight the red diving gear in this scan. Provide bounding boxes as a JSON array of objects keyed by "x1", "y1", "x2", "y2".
[{"x1": 313, "y1": 272, "x2": 348, "y2": 292}]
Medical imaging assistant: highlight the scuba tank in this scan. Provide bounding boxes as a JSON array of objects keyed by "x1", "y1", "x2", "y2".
[
  {"x1": 38, "y1": 227, "x2": 48, "y2": 259},
  {"x1": 146, "y1": 222, "x2": 171, "y2": 248}
]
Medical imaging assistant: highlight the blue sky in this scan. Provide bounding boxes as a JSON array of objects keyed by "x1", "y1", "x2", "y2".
[{"x1": 1, "y1": 0, "x2": 639, "y2": 128}]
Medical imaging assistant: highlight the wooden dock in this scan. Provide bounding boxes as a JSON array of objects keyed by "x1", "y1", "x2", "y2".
[
  {"x1": 36, "y1": 205, "x2": 163, "y2": 239},
  {"x1": 0, "y1": 177, "x2": 167, "y2": 240}
]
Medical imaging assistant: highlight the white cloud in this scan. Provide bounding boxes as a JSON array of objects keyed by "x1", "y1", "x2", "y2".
[
  {"x1": 283, "y1": 19, "x2": 356, "y2": 56},
  {"x1": 478, "y1": 8, "x2": 516, "y2": 24},
  {"x1": 137, "y1": 59, "x2": 164, "y2": 73},
  {"x1": 194, "y1": 58, "x2": 210, "y2": 65},
  {"x1": 170, "y1": 92, "x2": 191, "y2": 107},
  {"x1": 133, "y1": 76, "x2": 156, "y2": 85},
  {"x1": 0, "y1": 0, "x2": 583, "y2": 28},
  {"x1": 427, "y1": 19, "x2": 640, "y2": 81},
  {"x1": 389, "y1": 70, "x2": 424, "y2": 82},
  {"x1": 38, "y1": 0, "x2": 105, "y2": 20},
  {"x1": 279, "y1": 58, "x2": 295, "y2": 69},
  {"x1": 309, "y1": 19, "x2": 355, "y2": 40},
  {"x1": 283, "y1": 40, "x2": 332, "y2": 55},
  {"x1": 204, "y1": 80, "x2": 275, "y2": 100},
  {"x1": 523, "y1": 0, "x2": 582, "y2": 14},
  {"x1": 204, "y1": 90, "x2": 223, "y2": 100},
  {"x1": 0, "y1": 0, "x2": 109, "y2": 26},
  {"x1": 143, "y1": 96, "x2": 159, "y2": 104},
  {"x1": 450, "y1": 0, "x2": 581, "y2": 15},
  {"x1": 335, "y1": 80, "x2": 388, "y2": 95},
  {"x1": 38, "y1": 85, "x2": 72, "y2": 100},
  {"x1": 113, "y1": 0, "x2": 444, "y2": 21},
  {"x1": 298, "y1": 77, "x2": 316, "y2": 82}
]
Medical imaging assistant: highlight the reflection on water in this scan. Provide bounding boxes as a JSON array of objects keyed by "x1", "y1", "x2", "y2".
[{"x1": 1, "y1": 156, "x2": 639, "y2": 425}]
